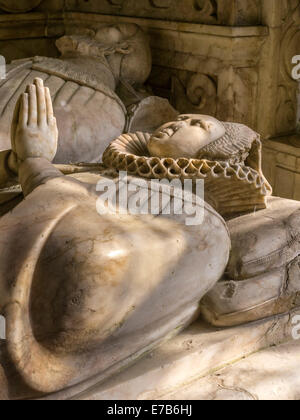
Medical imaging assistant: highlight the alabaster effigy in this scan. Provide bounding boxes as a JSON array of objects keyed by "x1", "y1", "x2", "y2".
[
  {"x1": 0, "y1": 23, "x2": 177, "y2": 164},
  {"x1": 103, "y1": 114, "x2": 300, "y2": 329},
  {"x1": 102, "y1": 115, "x2": 273, "y2": 217},
  {"x1": 0, "y1": 81, "x2": 299, "y2": 400},
  {"x1": 0, "y1": 80, "x2": 230, "y2": 398}
]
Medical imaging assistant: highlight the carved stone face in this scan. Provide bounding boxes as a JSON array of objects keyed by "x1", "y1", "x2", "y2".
[{"x1": 148, "y1": 114, "x2": 226, "y2": 159}]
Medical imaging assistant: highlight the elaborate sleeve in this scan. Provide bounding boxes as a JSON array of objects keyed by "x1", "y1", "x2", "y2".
[{"x1": 18, "y1": 158, "x2": 64, "y2": 197}]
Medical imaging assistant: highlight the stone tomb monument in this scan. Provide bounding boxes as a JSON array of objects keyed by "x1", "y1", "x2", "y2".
[
  {"x1": 0, "y1": 79, "x2": 230, "y2": 398},
  {"x1": 0, "y1": 76, "x2": 299, "y2": 399}
]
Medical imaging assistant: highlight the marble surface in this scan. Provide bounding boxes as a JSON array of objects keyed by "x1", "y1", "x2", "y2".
[
  {"x1": 148, "y1": 115, "x2": 226, "y2": 159},
  {"x1": 0, "y1": 79, "x2": 230, "y2": 396},
  {"x1": 1, "y1": 309, "x2": 299, "y2": 400},
  {"x1": 165, "y1": 340, "x2": 300, "y2": 400},
  {"x1": 51, "y1": 307, "x2": 300, "y2": 400},
  {"x1": 0, "y1": 168, "x2": 230, "y2": 395},
  {"x1": 103, "y1": 121, "x2": 272, "y2": 217},
  {"x1": 202, "y1": 196, "x2": 300, "y2": 327}
]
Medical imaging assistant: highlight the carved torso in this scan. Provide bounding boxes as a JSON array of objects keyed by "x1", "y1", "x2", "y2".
[{"x1": 0, "y1": 57, "x2": 126, "y2": 163}]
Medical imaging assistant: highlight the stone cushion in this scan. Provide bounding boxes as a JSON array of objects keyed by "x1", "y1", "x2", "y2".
[{"x1": 201, "y1": 197, "x2": 300, "y2": 327}]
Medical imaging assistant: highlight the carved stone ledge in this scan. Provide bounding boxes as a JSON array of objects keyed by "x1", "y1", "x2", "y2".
[
  {"x1": 0, "y1": 13, "x2": 64, "y2": 40},
  {"x1": 0, "y1": 11, "x2": 268, "y2": 42},
  {"x1": 0, "y1": 0, "x2": 43, "y2": 13},
  {"x1": 65, "y1": 12, "x2": 268, "y2": 38}
]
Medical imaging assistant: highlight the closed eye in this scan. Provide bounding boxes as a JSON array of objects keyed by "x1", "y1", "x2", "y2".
[
  {"x1": 191, "y1": 120, "x2": 205, "y2": 128},
  {"x1": 177, "y1": 116, "x2": 190, "y2": 122}
]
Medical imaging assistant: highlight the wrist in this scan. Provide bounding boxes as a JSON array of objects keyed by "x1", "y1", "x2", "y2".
[
  {"x1": 7, "y1": 151, "x2": 19, "y2": 176},
  {"x1": 19, "y1": 158, "x2": 63, "y2": 197}
]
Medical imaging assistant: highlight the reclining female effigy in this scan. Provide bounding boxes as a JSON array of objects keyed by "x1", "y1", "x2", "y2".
[
  {"x1": 0, "y1": 76, "x2": 299, "y2": 399},
  {"x1": 0, "y1": 79, "x2": 230, "y2": 398}
]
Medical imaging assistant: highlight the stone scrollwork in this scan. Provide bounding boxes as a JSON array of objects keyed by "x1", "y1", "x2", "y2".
[
  {"x1": 186, "y1": 74, "x2": 217, "y2": 110},
  {"x1": 275, "y1": 2, "x2": 300, "y2": 136},
  {"x1": 66, "y1": 0, "x2": 261, "y2": 25},
  {"x1": 150, "y1": 0, "x2": 172, "y2": 8},
  {"x1": 281, "y1": 0, "x2": 300, "y2": 23},
  {"x1": 276, "y1": 85, "x2": 297, "y2": 136},
  {"x1": 0, "y1": 0, "x2": 42, "y2": 12},
  {"x1": 107, "y1": 0, "x2": 125, "y2": 7},
  {"x1": 282, "y1": 30, "x2": 300, "y2": 84},
  {"x1": 172, "y1": 73, "x2": 218, "y2": 116},
  {"x1": 193, "y1": 0, "x2": 217, "y2": 19},
  {"x1": 218, "y1": 67, "x2": 258, "y2": 129}
]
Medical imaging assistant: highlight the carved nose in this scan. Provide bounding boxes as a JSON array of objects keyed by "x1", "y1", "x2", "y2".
[
  {"x1": 173, "y1": 121, "x2": 186, "y2": 129},
  {"x1": 192, "y1": 119, "x2": 208, "y2": 130}
]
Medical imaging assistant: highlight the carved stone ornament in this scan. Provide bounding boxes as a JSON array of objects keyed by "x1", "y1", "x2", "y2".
[
  {"x1": 107, "y1": 0, "x2": 125, "y2": 7},
  {"x1": 193, "y1": 0, "x2": 217, "y2": 18},
  {"x1": 103, "y1": 115, "x2": 273, "y2": 217},
  {"x1": 0, "y1": 0, "x2": 42, "y2": 12},
  {"x1": 150, "y1": 0, "x2": 172, "y2": 8}
]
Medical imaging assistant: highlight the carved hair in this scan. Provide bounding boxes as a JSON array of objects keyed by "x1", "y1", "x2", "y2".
[{"x1": 198, "y1": 122, "x2": 260, "y2": 165}]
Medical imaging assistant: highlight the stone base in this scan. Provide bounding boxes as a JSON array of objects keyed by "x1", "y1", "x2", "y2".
[
  {"x1": 263, "y1": 137, "x2": 300, "y2": 201},
  {"x1": 2, "y1": 307, "x2": 299, "y2": 400},
  {"x1": 1, "y1": 304, "x2": 299, "y2": 400},
  {"x1": 54, "y1": 308, "x2": 300, "y2": 400},
  {"x1": 163, "y1": 340, "x2": 300, "y2": 400}
]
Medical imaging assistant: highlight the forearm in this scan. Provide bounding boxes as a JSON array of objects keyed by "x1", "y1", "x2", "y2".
[
  {"x1": 0, "y1": 150, "x2": 18, "y2": 188},
  {"x1": 18, "y1": 158, "x2": 64, "y2": 197}
]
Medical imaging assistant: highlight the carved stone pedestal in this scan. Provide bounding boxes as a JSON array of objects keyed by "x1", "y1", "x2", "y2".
[
  {"x1": 52, "y1": 308, "x2": 300, "y2": 400},
  {"x1": 1, "y1": 306, "x2": 299, "y2": 400}
]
